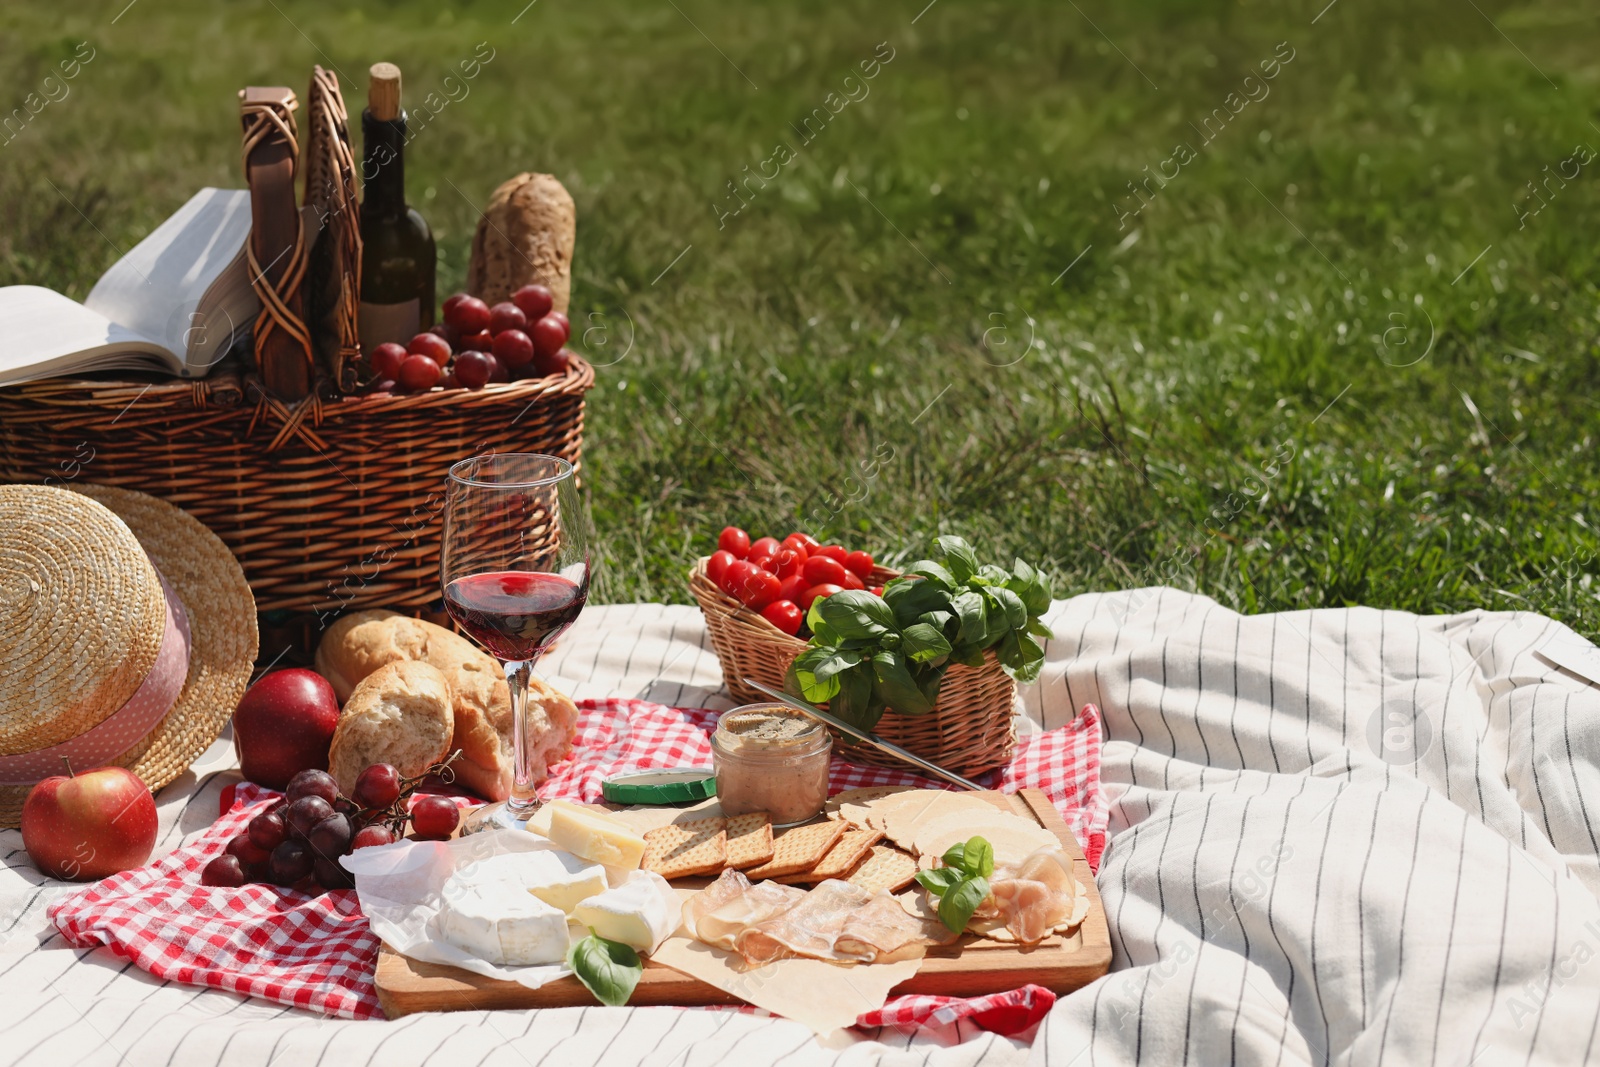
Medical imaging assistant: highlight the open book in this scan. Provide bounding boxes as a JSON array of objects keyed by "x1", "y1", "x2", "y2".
[{"x1": 0, "y1": 188, "x2": 258, "y2": 387}]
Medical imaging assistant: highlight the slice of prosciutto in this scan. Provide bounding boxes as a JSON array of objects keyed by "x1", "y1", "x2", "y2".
[
  {"x1": 834, "y1": 891, "x2": 940, "y2": 963},
  {"x1": 685, "y1": 869, "x2": 808, "y2": 954},
  {"x1": 737, "y1": 879, "x2": 874, "y2": 965},
  {"x1": 988, "y1": 847, "x2": 1089, "y2": 943}
]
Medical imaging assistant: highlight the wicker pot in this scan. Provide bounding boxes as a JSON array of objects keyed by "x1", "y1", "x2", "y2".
[
  {"x1": 689, "y1": 558, "x2": 1017, "y2": 777},
  {"x1": 0, "y1": 361, "x2": 594, "y2": 618}
]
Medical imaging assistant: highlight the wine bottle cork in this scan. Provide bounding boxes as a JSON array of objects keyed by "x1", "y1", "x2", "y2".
[{"x1": 368, "y1": 63, "x2": 401, "y2": 121}]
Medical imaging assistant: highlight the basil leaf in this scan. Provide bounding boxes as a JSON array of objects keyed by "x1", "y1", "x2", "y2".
[
  {"x1": 832, "y1": 663, "x2": 880, "y2": 729},
  {"x1": 990, "y1": 585, "x2": 1028, "y2": 629},
  {"x1": 917, "y1": 668, "x2": 945, "y2": 708},
  {"x1": 871, "y1": 651, "x2": 934, "y2": 715},
  {"x1": 935, "y1": 536, "x2": 979, "y2": 583},
  {"x1": 914, "y1": 867, "x2": 964, "y2": 894},
  {"x1": 568, "y1": 930, "x2": 643, "y2": 1007},
  {"x1": 904, "y1": 560, "x2": 956, "y2": 589},
  {"x1": 812, "y1": 648, "x2": 863, "y2": 685},
  {"x1": 887, "y1": 577, "x2": 954, "y2": 629},
  {"x1": 962, "y1": 836, "x2": 994, "y2": 878},
  {"x1": 900, "y1": 622, "x2": 952, "y2": 664},
  {"x1": 977, "y1": 563, "x2": 1012, "y2": 586},
  {"x1": 916, "y1": 610, "x2": 954, "y2": 632},
  {"x1": 937, "y1": 876, "x2": 990, "y2": 934},
  {"x1": 789, "y1": 651, "x2": 841, "y2": 703},
  {"x1": 818, "y1": 589, "x2": 896, "y2": 639},
  {"x1": 1007, "y1": 559, "x2": 1053, "y2": 617},
  {"x1": 952, "y1": 590, "x2": 988, "y2": 647},
  {"x1": 806, "y1": 599, "x2": 841, "y2": 645},
  {"x1": 1026, "y1": 617, "x2": 1055, "y2": 639},
  {"x1": 997, "y1": 630, "x2": 1047, "y2": 683},
  {"x1": 941, "y1": 840, "x2": 970, "y2": 872}
]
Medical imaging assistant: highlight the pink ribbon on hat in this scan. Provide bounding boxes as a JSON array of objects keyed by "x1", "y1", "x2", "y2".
[{"x1": 0, "y1": 567, "x2": 192, "y2": 785}]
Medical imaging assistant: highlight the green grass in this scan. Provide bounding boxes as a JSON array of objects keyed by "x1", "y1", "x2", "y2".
[{"x1": 4, "y1": 0, "x2": 1600, "y2": 630}]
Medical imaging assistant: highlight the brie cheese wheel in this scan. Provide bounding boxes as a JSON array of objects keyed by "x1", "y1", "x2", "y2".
[
  {"x1": 571, "y1": 870, "x2": 682, "y2": 954},
  {"x1": 450, "y1": 849, "x2": 608, "y2": 914},
  {"x1": 439, "y1": 866, "x2": 570, "y2": 965}
]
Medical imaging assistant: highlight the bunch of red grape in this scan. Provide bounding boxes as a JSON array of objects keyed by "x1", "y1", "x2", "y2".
[
  {"x1": 364, "y1": 284, "x2": 575, "y2": 394},
  {"x1": 200, "y1": 760, "x2": 462, "y2": 892}
]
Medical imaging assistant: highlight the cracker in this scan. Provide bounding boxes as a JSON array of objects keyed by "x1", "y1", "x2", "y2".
[
  {"x1": 724, "y1": 812, "x2": 774, "y2": 869},
  {"x1": 743, "y1": 819, "x2": 848, "y2": 880},
  {"x1": 774, "y1": 825, "x2": 884, "y2": 884},
  {"x1": 845, "y1": 845, "x2": 920, "y2": 894},
  {"x1": 642, "y1": 817, "x2": 726, "y2": 879}
]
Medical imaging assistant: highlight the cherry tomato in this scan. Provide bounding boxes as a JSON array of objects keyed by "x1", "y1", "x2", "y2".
[
  {"x1": 774, "y1": 549, "x2": 806, "y2": 579},
  {"x1": 814, "y1": 544, "x2": 848, "y2": 565},
  {"x1": 761, "y1": 599, "x2": 803, "y2": 636},
  {"x1": 870, "y1": 585, "x2": 885, "y2": 596},
  {"x1": 788, "y1": 532, "x2": 821, "y2": 552},
  {"x1": 778, "y1": 574, "x2": 808, "y2": 603},
  {"x1": 779, "y1": 535, "x2": 811, "y2": 558},
  {"x1": 719, "y1": 526, "x2": 751, "y2": 560},
  {"x1": 706, "y1": 549, "x2": 736, "y2": 587},
  {"x1": 844, "y1": 551, "x2": 875, "y2": 580},
  {"x1": 801, "y1": 555, "x2": 848, "y2": 587},
  {"x1": 750, "y1": 536, "x2": 781, "y2": 558},
  {"x1": 747, "y1": 548, "x2": 778, "y2": 572},
  {"x1": 841, "y1": 569, "x2": 865, "y2": 590},
  {"x1": 800, "y1": 583, "x2": 843, "y2": 611},
  {"x1": 720, "y1": 559, "x2": 758, "y2": 598},
  {"x1": 736, "y1": 568, "x2": 781, "y2": 611}
]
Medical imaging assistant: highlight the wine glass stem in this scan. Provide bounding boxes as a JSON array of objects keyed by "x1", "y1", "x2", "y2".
[{"x1": 504, "y1": 658, "x2": 542, "y2": 817}]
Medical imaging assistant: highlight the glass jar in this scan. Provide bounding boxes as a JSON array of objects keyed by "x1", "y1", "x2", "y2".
[{"x1": 711, "y1": 703, "x2": 832, "y2": 827}]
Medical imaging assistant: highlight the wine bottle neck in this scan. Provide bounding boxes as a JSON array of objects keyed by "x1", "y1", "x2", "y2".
[{"x1": 361, "y1": 109, "x2": 408, "y2": 216}]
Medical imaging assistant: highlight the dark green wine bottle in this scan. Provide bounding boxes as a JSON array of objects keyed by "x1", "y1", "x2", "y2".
[{"x1": 358, "y1": 62, "x2": 435, "y2": 349}]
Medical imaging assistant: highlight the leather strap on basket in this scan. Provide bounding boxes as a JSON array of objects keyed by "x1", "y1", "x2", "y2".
[{"x1": 239, "y1": 87, "x2": 314, "y2": 402}]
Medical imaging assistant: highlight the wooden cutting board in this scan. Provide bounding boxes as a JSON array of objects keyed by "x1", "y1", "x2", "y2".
[{"x1": 374, "y1": 787, "x2": 1110, "y2": 1017}]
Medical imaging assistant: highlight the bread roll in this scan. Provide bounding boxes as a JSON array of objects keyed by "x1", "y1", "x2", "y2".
[
  {"x1": 329, "y1": 660, "x2": 454, "y2": 795},
  {"x1": 315, "y1": 610, "x2": 578, "y2": 801},
  {"x1": 466, "y1": 172, "x2": 576, "y2": 311}
]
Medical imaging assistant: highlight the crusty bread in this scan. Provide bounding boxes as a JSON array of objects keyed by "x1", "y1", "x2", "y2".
[
  {"x1": 329, "y1": 660, "x2": 454, "y2": 795},
  {"x1": 314, "y1": 610, "x2": 578, "y2": 801}
]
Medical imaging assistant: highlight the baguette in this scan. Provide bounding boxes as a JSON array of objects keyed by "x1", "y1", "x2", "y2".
[{"x1": 328, "y1": 660, "x2": 454, "y2": 795}]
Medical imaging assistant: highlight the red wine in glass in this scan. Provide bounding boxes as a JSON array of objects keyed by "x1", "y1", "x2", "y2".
[{"x1": 443, "y1": 570, "x2": 588, "y2": 662}]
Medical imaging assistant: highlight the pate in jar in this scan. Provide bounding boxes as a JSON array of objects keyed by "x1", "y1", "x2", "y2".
[{"x1": 711, "y1": 703, "x2": 831, "y2": 827}]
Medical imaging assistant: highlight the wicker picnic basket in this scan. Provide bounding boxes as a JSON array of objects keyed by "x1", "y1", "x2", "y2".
[
  {"x1": 0, "y1": 359, "x2": 594, "y2": 620},
  {"x1": 689, "y1": 558, "x2": 1017, "y2": 776}
]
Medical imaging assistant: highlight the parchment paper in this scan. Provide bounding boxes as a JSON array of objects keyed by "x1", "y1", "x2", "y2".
[{"x1": 651, "y1": 934, "x2": 924, "y2": 1035}]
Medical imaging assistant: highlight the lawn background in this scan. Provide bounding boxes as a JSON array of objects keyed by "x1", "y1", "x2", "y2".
[{"x1": 2, "y1": 0, "x2": 1598, "y2": 631}]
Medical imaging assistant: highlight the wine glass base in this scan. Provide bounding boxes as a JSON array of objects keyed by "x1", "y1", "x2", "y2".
[{"x1": 458, "y1": 800, "x2": 542, "y2": 836}]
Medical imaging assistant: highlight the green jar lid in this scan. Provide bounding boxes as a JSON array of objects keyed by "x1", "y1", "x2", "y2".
[{"x1": 601, "y1": 767, "x2": 718, "y2": 805}]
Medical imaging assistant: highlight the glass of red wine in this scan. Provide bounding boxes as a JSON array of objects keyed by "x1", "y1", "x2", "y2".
[{"x1": 441, "y1": 453, "x2": 591, "y2": 833}]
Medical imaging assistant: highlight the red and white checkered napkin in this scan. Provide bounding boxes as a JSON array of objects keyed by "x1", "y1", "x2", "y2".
[
  {"x1": 47, "y1": 698, "x2": 1106, "y2": 1030},
  {"x1": 48, "y1": 781, "x2": 386, "y2": 1019},
  {"x1": 539, "y1": 699, "x2": 1108, "y2": 868}
]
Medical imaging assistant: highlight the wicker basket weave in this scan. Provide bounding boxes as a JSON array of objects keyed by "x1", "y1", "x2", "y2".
[
  {"x1": 0, "y1": 359, "x2": 594, "y2": 617},
  {"x1": 689, "y1": 558, "x2": 1017, "y2": 777}
]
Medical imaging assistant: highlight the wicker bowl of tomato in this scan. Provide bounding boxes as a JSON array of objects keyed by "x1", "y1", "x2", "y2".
[{"x1": 689, "y1": 527, "x2": 1018, "y2": 776}]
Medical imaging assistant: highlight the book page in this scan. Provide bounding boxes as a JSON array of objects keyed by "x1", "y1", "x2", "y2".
[
  {"x1": 0, "y1": 286, "x2": 176, "y2": 386},
  {"x1": 84, "y1": 188, "x2": 253, "y2": 364}
]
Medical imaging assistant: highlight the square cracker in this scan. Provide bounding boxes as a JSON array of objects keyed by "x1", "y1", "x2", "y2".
[
  {"x1": 846, "y1": 845, "x2": 920, "y2": 894},
  {"x1": 724, "y1": 812, "x2": 774, "y2": 868},
  {"x1": 643, "y1": 817, "x2": 726, "y2": 879},
  {"x1": 777, "y1": 825, "x2": 884, "y2": 884},
  {"x1": 743, "y1": 819, "x2": 848, "y2": 880}
]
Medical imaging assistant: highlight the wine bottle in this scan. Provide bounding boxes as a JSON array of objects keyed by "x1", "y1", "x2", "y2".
[{"x1": 358, "y1": 62, "x2": 436, "y2": 349}]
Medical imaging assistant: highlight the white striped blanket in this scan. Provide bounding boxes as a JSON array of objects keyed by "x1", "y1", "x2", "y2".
[{"x1": 3, "y1": 594, "x2": 1597, "y2": 1066}]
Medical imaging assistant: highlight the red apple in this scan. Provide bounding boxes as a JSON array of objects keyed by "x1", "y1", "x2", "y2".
[
  {"x1": 232, "y1": 669, "x2": 340, "y2": 790},
  {"x1": 22, "y1": 765, "x2": 158, "y2": 881}
]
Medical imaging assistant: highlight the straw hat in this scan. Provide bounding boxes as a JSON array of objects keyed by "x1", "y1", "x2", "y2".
[{"x1": 0, "y1": 484, "x2": 257, "y2": 827}]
